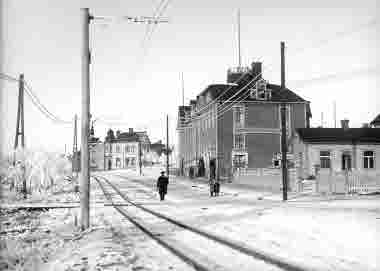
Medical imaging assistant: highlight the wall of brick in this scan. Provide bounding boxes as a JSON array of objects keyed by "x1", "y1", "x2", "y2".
[
  {"x1": 218, "y1": 107, "x2": 233, "y2": 175},
  {"x1": 245, "y1": 103, "x2": 279, "y2": 128},
  {"x1": 246, "y1": 133, "x2": 280, "y2": 168},
  {"x1": 290, "y1": 103, "x2": 307, "y2": 130}
]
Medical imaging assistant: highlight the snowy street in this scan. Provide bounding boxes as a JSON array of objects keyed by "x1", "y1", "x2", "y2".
[{"x1": 83, "y1": 168, "x2": 380, "y2": 271}]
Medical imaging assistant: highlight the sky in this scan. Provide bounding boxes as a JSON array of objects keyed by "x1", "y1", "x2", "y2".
[{"x1": 1, "y1": 0, "x2": 379, "y2": 156}]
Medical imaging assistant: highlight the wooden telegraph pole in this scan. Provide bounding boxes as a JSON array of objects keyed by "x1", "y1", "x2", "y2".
[
  {"x1": 166, "y1": 115, "x2": 169, "y2": 178},
  {"x1": 80, "y1": 8, "x2": 91, "y2": 230},
  {"x1": 280, "y1": 41, "x2": 288, "y2": 201},
  {"x1": 14, "y1": 73, "x2": 26, "y2": 198},
  {"x1": 14, "y1": 74, "x2": 25, "y2": 149}
]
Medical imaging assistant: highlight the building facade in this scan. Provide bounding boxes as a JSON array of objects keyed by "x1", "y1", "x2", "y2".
[
  {"x1": 177, "y1": 62, "x2": 311, "y2": 178},
  {"x1": 104, "y1": 128, "x2": 151, "y2": 171},
  {"x1": 293, "y1": 120, "x2": 380, "y2": 177}
]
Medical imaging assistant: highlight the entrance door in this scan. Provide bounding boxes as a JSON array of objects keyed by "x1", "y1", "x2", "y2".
[
  {"x1": 209, "y1": 159, "x2": 216, "y2": 179},
  {"x1": 342, "y1": 153, "x2": 352, "y2": 171}
]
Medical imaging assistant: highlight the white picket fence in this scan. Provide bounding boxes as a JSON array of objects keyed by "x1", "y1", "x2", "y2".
[
  {"x1": 346, "y1": 170, "x2": 380, "y2": 194},
  {"x1": 297, "y1": 170, "x2": 380, "y2": 195}
]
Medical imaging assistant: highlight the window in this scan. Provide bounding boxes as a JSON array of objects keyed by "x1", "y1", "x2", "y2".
[
  {"x1": 234, "y1": 134, "x2": 244, "y2": 149},
  {"x1": 234, "y1": 106, "x2": 244, "y2": 128},
  {"x1": 363, "y1": 151, "x2": 375, "y2": 169},
  {"x1": 320, "y1": 151, "x2": 331, "y2": 169},
  {"x1": 233, "y1": 154, "x2": 246, "y2": 168},
  {"x1": 116, "y1": 158, "x2": 121, "y2": 168},
  {"x1": 250, "y1": 79, "x2": 269, "y2": 100},
  {"x1": 115, "y1": 145, "x2": 121, "y2": 153}
]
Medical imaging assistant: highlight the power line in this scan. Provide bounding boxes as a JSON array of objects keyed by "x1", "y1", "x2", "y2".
[
  {"x1": 23, "y1": 81, "x2": 73, "y2": 124},
  {"x1": 0, "y1": 72, "x2": 19, "y2": 83},
  {"x1": 140, "y1": 0, "x2": 171, "y2": 60},
  {"x1": 180, "y1": 17, "x2": 378, "y2": 126}
]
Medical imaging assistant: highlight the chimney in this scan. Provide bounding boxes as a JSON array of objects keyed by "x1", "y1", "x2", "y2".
[
  {"x1": 340, "y1": 119, "x2": 349, "y2": 129},
  {"x1": 251, "y1": 62, "x2": 262, "y2": 79},
  {"x1": 129, "y1": 128, "x2": 133, "y2": 134}
]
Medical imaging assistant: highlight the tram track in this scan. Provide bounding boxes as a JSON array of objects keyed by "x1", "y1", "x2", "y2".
[{"x1": 93, "y1": 174, "x2": 317, "y2": 271}]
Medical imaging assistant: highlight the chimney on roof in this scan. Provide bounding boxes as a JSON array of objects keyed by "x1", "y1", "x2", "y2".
[
  {"x1": 340, "y1": 119, "x2": 349, "y2": 129},
  {"x1": 251, "y1": 62, "x2": 262, "y2": 79},
  {"x1": 129, "y1": 128, "x2": 133, "y2": 134}
]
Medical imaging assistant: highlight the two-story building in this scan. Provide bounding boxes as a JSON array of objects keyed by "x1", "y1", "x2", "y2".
[
  {"x1": 104, "y1": 128, "x2": 151, "y2": 170},
  {"x1": 177, "y1": 62, "x2": 311, "y2": 178}
]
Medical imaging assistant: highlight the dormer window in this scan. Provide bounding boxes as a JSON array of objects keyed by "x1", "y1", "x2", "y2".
[{"x1": 250, "y1": 79, "x2": 270, "y2": 100}]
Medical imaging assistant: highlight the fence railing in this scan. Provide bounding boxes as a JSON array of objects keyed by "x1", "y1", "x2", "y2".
[{"x1": 297, "y1": 170, "x2": 380, "y2": 195}]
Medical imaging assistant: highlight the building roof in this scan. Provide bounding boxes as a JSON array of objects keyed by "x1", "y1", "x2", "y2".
[
  {"x1": 105, "y1": 129, "x2": 150, "y2": 143},
  {"x1": 198, "y1": 72, "x2": 308, "y2": 103},
  {"x1": 296, "y1": 128, "x2": 380, "y2": 144},
  {"x1": 370, "y1": 114, "x2": 380, "y2": 125}
]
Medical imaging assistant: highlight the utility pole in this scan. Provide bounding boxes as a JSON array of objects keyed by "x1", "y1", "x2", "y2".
[
  {"x1": 80, "y1": 8, "x2": 91, "y2": 230},
  {"x1": 333, "y1": 101, "x2": 337, "y2": 128},
  {"x1": 280, "y1": 41, "x2": 288, "y2": 201},
  {"x1": 237, "y1": 9, "x2": 241, "y2": 68},
  {"x1": 14, "y1": 74, "x2": 25, "y2": 150},
  {"x1": 166, "y1": 115, "x2": 169, "y2": 178},
  {"x1": 77, "y1": 9, "x2": 168, "y2": 230},
  {"x1": 139, "y1": 141, "x2": 142, "y2": 175},
  {"x1": 321, "y1": 112, "x2": 324, "y2": 127},
  {"x1": 73, "y1": 114, "x2": 78, "y2": 177},
  {"x1": 181, "y1": 72, "x2": 185, "y2": 106},
  {"x1": 14, "y1": 73, "x2": 26, "y2": 198}
]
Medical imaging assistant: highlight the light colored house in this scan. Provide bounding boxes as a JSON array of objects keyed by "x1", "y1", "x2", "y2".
[
  {"x1": 104, "y1": 128, "x2": 151, "y2": 171},
  {"x1": 292, "y1": 120, "x2": 380, "y2": 193}
]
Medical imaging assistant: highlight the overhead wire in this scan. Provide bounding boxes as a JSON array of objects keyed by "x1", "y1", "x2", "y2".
[{"x1": 179, "y1": 16, "x2": 378, "y2": 126}]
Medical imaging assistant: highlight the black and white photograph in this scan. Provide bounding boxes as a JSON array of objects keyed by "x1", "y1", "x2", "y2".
[{"x1": 0, "y1": 0, "x2": 379, "y2": 270}]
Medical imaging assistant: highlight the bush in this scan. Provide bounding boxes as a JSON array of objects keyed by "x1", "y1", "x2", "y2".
[{"x1": 0, "y1": 149, "x2": 72, "y2": 195}]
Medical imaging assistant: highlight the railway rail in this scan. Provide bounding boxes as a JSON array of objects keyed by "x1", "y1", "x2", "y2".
[{"x1": 92, "y1": 174, "x2": 316, "y2": 271}]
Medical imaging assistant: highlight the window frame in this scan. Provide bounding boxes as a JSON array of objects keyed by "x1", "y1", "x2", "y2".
[
  {"x1": 363, "y1": 150, "x2": 375, "y2": 169},
  {"x1": 319, "y1": 150, "x2": 331, "y2": 169},
  {"x1": 233, "y1": 105, "x2": 245, "y2": 129},
  {"x1": 234, "y1": 133, "x2": 245, "y2": 150}
]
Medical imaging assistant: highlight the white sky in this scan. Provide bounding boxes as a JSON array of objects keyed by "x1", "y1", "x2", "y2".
[{"x1": 1, "y1": 0, "x2": 379, "y2": 155}]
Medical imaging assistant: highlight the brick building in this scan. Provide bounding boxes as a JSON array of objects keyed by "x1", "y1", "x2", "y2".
[
  {"x1": 104, "y1": 128, "x2": 151, "y2": 170},
  {"x1": 177, "y1": 62, "x2": 311, "y2": 178}
]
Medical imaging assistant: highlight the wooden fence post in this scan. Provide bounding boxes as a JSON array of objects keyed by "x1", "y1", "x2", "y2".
[{"x1": 328, "y1": 168, "x2": 333, "y2": 195}]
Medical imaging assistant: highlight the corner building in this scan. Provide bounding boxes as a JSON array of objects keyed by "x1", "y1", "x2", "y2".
[{"x1": 177, "y1": 62, "x2": 312, "y2": 179}]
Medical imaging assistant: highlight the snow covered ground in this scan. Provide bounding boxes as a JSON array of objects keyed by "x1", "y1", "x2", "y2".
[
  {"x1": 101, "y1": 167, "x2": 379, "y2": 271},
  {"x1": 2, "y1": 166, "x2": 378, "y2": 270}
]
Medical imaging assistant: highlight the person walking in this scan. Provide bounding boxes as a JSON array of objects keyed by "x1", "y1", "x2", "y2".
[
  {"x1": 209, "y1": 177, "x2": 216, "y2": 197},
  {"x1": 157, "y1": 171, "x2": 169, "y2": 201}
]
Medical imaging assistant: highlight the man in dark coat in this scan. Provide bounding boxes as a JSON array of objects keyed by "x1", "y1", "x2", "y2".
[{"x1": 157, "y1": 171, "x2": 169, "y2": 201}]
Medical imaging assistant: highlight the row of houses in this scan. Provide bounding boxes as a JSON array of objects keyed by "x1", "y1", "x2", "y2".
[{"x1": 176, "y1": 61, "x2": 380, "y2": 180}]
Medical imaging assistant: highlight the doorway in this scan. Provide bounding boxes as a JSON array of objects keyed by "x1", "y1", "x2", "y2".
[{"x1": 342, "y1": 153, "x2": 352, "y2": 171}]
